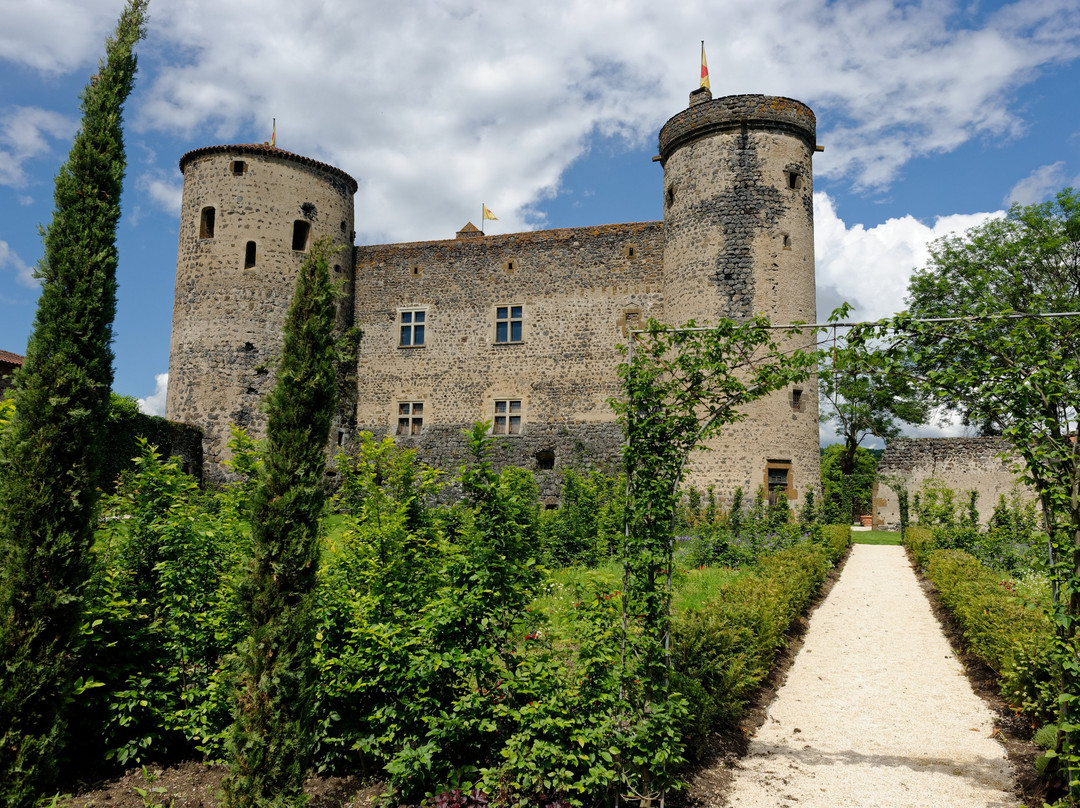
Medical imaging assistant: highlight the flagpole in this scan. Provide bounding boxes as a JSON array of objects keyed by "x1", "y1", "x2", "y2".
[{"x1": 481, "y1": 203, "x2": 484, "y2": 235}]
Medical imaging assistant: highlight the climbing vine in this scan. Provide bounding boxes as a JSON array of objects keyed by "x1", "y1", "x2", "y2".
[{"x1": 611, "y1": 315, "x2": 815, "y2": 801}]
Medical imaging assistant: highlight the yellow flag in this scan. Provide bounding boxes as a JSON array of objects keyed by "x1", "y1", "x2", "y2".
[
  {"x1": 483, "y1": 204, "x2": 498, "y2": 221},
  {"x1": 270, "y1": 118, "x2": 276, "y2": 148},
  {"x1": 700, "y1": 42, "x2": 710, "y2": 90}
]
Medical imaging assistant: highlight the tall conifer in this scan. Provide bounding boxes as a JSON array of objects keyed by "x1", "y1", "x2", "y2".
[
  {"x1": 225, "y1": 239, "x2": 338, "y2": 808},
  {"x1": 0, "y1": 3, "x2": 148, "y2": 803}
]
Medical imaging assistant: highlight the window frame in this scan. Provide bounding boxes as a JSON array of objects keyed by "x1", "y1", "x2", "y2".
[
  {"x1": 492, "y1": 399, "x2": 522, "y2": 436},
  {"x1": 494, "y1": 304, "x2": 524, "y2": 344},
  {"x1": 396, "y1": 401, "x2": 424, "y2": 436},
  {"x1": 398, "y1": 307, "x2": 427, "y2": 348},
  {"x1": 764, "y1": 459, "x2": 795, "y2": 502}
]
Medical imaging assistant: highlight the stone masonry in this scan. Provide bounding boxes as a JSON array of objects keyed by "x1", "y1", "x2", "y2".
[
  {"x1": 873, "y1": 437, "x2": 1034, "y2": 529},
  {"x1": 167, "y1": 90, "x2": 822, "y2": 500}
]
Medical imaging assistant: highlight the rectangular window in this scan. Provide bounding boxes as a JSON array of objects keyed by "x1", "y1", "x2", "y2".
[
  {"x1": 767, "y1": 467, "x2": 788, "y2": 491},
  {"x1": 399, "y1": 310, "x2": 426, "y2": 347},
  {"x1": 397, "y1": 402, "x2": 423, "y2": 435},
  {"x1": 765, "y1": 459, "x2": 794, "y2": 504},
  {"x1": 493, "y1": 399, "x2": 522, "y2": 435},
  {"x1": 495, "y1": 305, "x2": 523, "y2": 343}
]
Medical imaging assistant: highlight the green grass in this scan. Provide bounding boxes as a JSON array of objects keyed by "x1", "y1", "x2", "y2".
[
  {"x1": 852, "y1": 530, "x2": 902, "y2": 545},
  {"x1": 530, "y1": 560, "x2": 748, "y2": 642},
  {"x1": 673, "y1": 565, "x2": 744, "y2": 612}
]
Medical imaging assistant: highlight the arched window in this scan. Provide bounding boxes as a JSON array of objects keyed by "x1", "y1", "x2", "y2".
[{"x1": 199, "y1": 206, "x2": 215, "y2": 239}]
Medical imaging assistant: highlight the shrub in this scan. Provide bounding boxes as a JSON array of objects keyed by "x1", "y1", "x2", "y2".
[
  {"x1": 77, "y1": 438, "x2": 250, "y2": 768},
  {"x1": 903, "y1": 525, "x2": 936, "y2": 568},
  {"x1": 923, "y1": 549, "x2": 1056, "y2": 724},
  {"x1": 540, "y1": 469, "x2": 624, "y2": 568},
  {"x1": 671, "y1": 544, "x2": 831, "y2": 758},
  {"x1": 819, "y1": 524, "x2": 852, "y2": 565}
]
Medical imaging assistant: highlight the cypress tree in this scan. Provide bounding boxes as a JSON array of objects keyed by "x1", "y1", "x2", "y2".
[
  {"x1": 0, "y1": 3, "x2": 148, "y2": 803},
  {"x1": 224, "y1": 239, "x2": 339, "y2": 808}
]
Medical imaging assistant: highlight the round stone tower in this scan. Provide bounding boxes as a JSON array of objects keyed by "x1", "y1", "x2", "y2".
[
  {"x1": 166, "y1": 144, "x2": 357, "y2": 481},
  {"x1": 657, "y1": 90, "x2": 820, "y2": 503}
]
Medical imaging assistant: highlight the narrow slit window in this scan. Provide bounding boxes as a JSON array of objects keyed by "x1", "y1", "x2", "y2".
[
  {"x1": 786, "y1": 171, "x2": 800, "y2": 190},
  {"x1": 199, "y1": 206, "x2": 216, "y2": 239},
  {"x1": 244, "y1": 241, "x2": 257, "y2": 269},
  {"x1": 791, "y1": 388, "x2": 802, "y2": 410},
  {"x1": 782, "y1": 233, "x2": 792, "y2": 250},
  {"x1": 292, "y1": 220, "x2": 310, "y2": 252}
]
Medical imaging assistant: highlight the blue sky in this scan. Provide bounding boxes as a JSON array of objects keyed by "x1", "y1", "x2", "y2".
[{"x1": 1, "y1": 0, "x2": 1079, "y2": 445}]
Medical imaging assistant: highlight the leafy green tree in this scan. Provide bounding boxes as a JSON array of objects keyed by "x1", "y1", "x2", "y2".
[
  {"x1": 612, "y1": 316, "x2": 815, "y2": 799},
  {"x1": 224, "y1": 239, "x2": 339, "y2": 808},
  {"x1": 819, "y1": 305, "x2": 930, "y2": 477},
  {"x1": 0, "y1": 3, "x2": 147, "y2": 802},
  {"x1": 820, "y1": 444, "x2": 878, "y2": 523},
  {"x1": 901, "y1": 188, "x2": 1080, "y2": 799}
]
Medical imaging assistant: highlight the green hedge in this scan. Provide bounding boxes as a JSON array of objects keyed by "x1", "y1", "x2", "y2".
[
  {"x1": 820, "y1": 524, "x2": 852, "y2": 564},
  {"x1": 921, "y1": 548, "x2": 1057, "y2": 724},
  {"x1": 102, "y1": 397, "x2": 203, "y2": 491},
  {"x1": 672, "y1": 543, "x2": 835, "y2": 759},
  {"x1": 903, "y1": 525, "x2": 935, "y2": 568}
]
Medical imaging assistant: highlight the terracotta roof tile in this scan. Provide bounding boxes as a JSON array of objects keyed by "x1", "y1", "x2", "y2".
[{"x1": 0, "y1": 349, "x2": 24, "y2": 365}]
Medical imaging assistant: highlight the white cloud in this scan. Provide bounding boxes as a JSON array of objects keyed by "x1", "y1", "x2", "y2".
[
  {"x1": 0, "y1": 106, "x2": 75, "y2": 188},
  {"x1": 0, "y1": 0, "x2": 128, "y2": 74},
  {"x1": 116, "y1": 0, "x2": 1080, "y2": 243},
  {"x1": 813, "y1": 192, "x2": 1002, "y2": 322},
  {"x1": 137, "y1": 372, "x2": 168, "y2": 416},
  {"x1": 1007, "y1": 162, "x2": 1069, "y2": 205},
  {"x1": 0, "y1": 239, "x2": 36, "y2": 287},
  {"x1": 139, "y1": 171, "x2": 183, "y2": 216}
]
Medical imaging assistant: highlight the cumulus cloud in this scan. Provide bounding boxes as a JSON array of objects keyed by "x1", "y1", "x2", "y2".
[
  {"x1": 115, "y1": 0, "x2": 1080, "y2": 243},
  {"x1": 0, "y1": 239, "x2": 36, "y2": 287},
  {"x1": 137, "y1": 372, "x2": 168, "y2": 416},
  {"x1": 1007, "y1": 162, "x2": 1080, "y2": 205},
  {"x1": 139, "y1": 171, "x2": 183, "y2": 216},
  {"x1": 813, "y1": 192, "x2": 1002, "y2": 322},
  {"x1": 0, "y1": 0, "x2": 128, "y2": 74},
  {"x1": 0, "y1": 106, "x2": 75, "y2": 188}
]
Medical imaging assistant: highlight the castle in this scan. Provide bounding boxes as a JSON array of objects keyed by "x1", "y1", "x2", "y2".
[{"x1": 165, "y1": 88, "x2": 821, "y2": 502}]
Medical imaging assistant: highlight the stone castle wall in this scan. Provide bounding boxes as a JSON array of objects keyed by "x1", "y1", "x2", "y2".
[
  {"x1": 873, "y1": 437, "x2": 1032, "y2": 529},
  {"x1": 659, "y1": 93, "x2": 820, "y2": 500},
  {"x1": 353, "y1": 222, "x2": 664, "y2": 490},
  {"x1": 166, "y1": 145, "x2": 356, "y2": 481},
  {"x1": 166, "y1": 93, "x2": 823, "y2": 502}
]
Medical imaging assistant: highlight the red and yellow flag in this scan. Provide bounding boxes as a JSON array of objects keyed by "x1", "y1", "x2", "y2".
[
  {"x1": 482, "y1": 204, "x2": 498, "y2": 221},
  {"x1": 700, "y1": 42, "x2": 710, "y2": 90}
]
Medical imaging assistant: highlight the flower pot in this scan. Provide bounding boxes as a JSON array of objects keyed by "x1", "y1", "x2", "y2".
[{"x1": 860, "y1": 515, "x2": 873, "y2": 527}]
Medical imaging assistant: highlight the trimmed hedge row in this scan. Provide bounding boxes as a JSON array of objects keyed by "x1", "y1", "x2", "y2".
[
  {"x1": 910, "y1": 541, "x2": 1057, "y2": 724},
  {"x1": 672, "y1": 527, "x2": 851, "y2": 759}
]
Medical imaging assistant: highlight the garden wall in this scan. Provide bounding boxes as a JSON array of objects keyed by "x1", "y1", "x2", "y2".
[{"x1": 873, "y1": 437, "x2": 1032, "y2": 529}]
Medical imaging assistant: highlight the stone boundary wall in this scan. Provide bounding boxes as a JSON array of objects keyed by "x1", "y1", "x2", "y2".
[{"x1": 873, "y1": 437, "x2": 1031, "y2": 529}]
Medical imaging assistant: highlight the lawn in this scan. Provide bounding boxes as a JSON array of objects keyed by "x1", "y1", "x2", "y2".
[{"x1": 852, "y1": 529, "x2": 902, "y2": 545}]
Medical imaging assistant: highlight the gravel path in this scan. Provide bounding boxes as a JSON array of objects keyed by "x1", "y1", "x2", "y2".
[{"x1": 722, "y1": 544, "x2": 1017, "y2": 808}]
